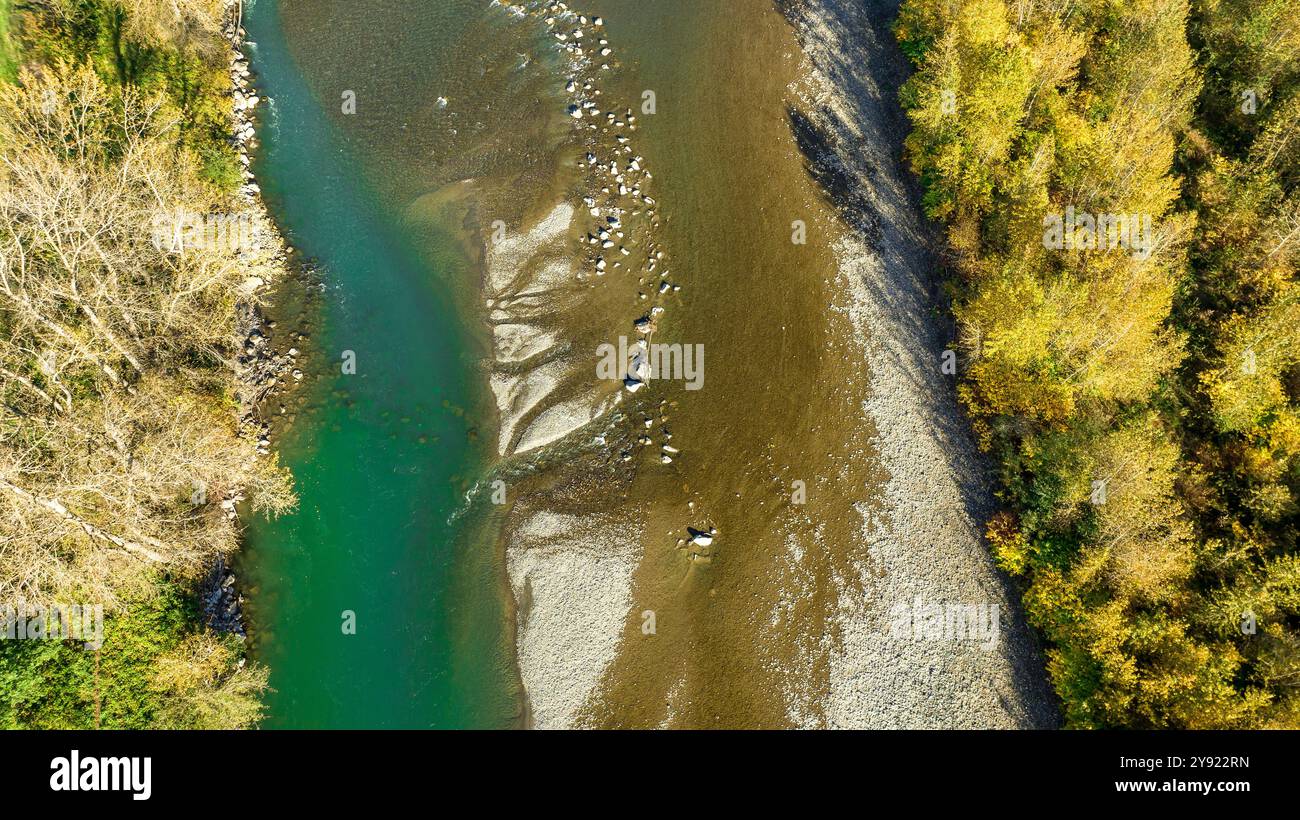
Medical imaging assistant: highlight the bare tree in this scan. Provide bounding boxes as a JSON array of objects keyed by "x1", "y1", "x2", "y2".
[{"x1": 0, "y1": 64, "x2": 293, "y2": 607}]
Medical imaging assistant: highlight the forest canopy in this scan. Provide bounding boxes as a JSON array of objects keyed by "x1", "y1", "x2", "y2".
[
  {"x1": 897, "y1": 0, "x2": 1300, "y2": 727},
  {"x1": 0, "y1": 0, "x2": 289, "y2": 728}
]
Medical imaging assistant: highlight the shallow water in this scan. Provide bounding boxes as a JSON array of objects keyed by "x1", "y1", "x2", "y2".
[
  {"x1": 240, "y1": 0, "x2": 1049, "y2": 728},
  {"x1": 548, "y1": 0, "x2": 889, "y2": 727},
  {"x1": 242, "y1": 0, "x2": 883, "y2": 727},
  {"x1": 237, "y1": 0, "x2": 531, "y2": 728}
]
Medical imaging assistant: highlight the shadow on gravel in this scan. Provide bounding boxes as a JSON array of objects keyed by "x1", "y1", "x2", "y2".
[
  {"x1": 779, "y1": 0, "x2": 1061, "y2": 728},
  {"x1": 788, "y1": 105, "x2": 882, "y2": 246}
]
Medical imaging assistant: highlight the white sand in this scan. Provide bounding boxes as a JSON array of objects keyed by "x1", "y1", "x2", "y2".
[
  {"x1": 514, "y1": 391, "x2": 620, "y2": 454},
  {"x1": 490, "y1": 358, "x2": 567, "y2": 456},
  {"x1": 507, "y1": 511, "x2": 643, "y2": 728},
  {"x1": 485, "y1": 201, "x2": 574, "y2": 294},
  {"x1": 485, "y1": 200, "x2": 613, "y2": 458},
  {"x1": 492, "y1": 322, "x2": 559, "y2": 364}
]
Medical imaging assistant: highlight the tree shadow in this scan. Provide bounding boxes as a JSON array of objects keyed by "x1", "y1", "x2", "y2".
[{"x1": 779, "y1": 0, "x2": 1061, "y2": 728}]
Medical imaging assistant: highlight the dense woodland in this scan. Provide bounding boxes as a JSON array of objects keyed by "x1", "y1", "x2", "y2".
[
  {"x1": 0, "y1": 0, "x2": 290, "y2": 728},
  {"x1": 897, "y1": 0, "x2": 1299, "y2": 726}
]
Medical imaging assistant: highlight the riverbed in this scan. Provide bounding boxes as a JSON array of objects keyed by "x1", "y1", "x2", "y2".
[{"x1": 239, "y1": 0, "x2": 1057, "y2": 729}]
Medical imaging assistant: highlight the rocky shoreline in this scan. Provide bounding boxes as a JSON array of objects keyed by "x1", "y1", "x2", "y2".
[
  {"x1": 782, "y1": 0, "x2": 1058, "y2": 727},
  {"x1": 201, "y1": 0, "x2": 300, "y2": 636}
]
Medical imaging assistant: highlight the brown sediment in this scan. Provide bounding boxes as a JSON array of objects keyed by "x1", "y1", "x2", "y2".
[
  {"x1": 254, "y1": 0, "x2": 1054, "y2": 726},
  {"x1": 500, "y1": 0, "x2": 1058, "y2": 728},
  {"x1": 507, "y1": 0, "x2": 889, "y2": 728}
]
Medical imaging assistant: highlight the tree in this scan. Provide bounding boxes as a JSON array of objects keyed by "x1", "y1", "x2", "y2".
[{"x1": 0, "y1": 64, "x2": 292, "y2": 607}]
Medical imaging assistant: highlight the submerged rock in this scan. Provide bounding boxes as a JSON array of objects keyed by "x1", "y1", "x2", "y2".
[{"x1": 688, "y1": 526, "x2": 717, "y2": 547}]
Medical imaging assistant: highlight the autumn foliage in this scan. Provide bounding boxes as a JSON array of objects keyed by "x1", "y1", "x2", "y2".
[
  {"x1": 0, "y1": 0, "x2": 287, "y2": 728},
  {"x1": 897, "y1": 0, "x2": 1299, "y2": 726}
]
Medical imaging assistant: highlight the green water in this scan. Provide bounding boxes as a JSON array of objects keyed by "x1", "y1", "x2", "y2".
[
  {"x1": 237, "y1": 0, "x2": 520, "y2": 728},
  {"x1": 238, "y1": 0, "x2": 814, "y2": 728}
]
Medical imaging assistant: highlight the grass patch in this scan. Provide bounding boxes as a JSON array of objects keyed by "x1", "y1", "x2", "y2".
[{"x1": 0, "y1": 0, "x2": 19, "y2": 82}]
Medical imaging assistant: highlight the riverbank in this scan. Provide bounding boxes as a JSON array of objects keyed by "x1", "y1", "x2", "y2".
[
  {"x1": 0, "y1": 0, "x2": 291, "y2": 728},
  {"x1": 492, "y1": 0, "x2": 1058, "y2": 727},
  {"x1": 782, "y1": 0, "x2": 1057, "y2": 727},
  {"x1": 203, "y1": 0, "x2": 299, "y2": 637}
]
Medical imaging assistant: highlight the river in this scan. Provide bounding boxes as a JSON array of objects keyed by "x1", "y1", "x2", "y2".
[
  {"x1": 236, "y1": 0, "x2": 524, "y2": 729},
  {"x1": 238, "y1": 0, "x2": 1056, "y2": 729}
]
